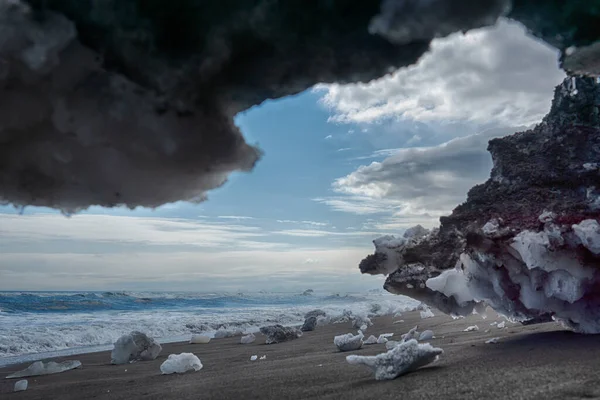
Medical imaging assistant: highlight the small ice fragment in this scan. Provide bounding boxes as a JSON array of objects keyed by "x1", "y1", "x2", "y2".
[
  {"x1": 334, "y1": 332, "x2": 364, "y2": 352},
  {"x1": 464, "y1": 325, "x2": 479, "y2": 332},
  {"x1": 111, "y1": 331, "x2": 162, "y2": 364},
  {"x1": 346, "y1": 339, "x2": 443, "y2": 381},
  {"x1": 393, "y1": 320, "x2": 405, "y2": 324},
  {"x1": 419, "y1": 330, "x2": 434, "y2": 341},
  {"x1": 250, "y1": 355, "x2": 258, "y2": 361},
  {"x1": 190, "y1": 335, "x2": 211, "y2": 344},
  {"x1": 259, "y1": 355, "x2": 266, "y2": 360},
  {"x1": 484, "y1": 329, "x2": 490, "y2": 333},
  {"x1": 420, "y1": 308, "x2": 434, "y2": 319},
  {"x1": 14, "y1": 380, "x2": 28, "y2": 392},
  {"x1": 160, "y1": 353, "x2": 203, "y2": 374},
  {"x1": 490, "y1": 322, "x2": 497, "y2": 326},
  {"x1": 240, "y1": 333, "x2": 256, "y2": 344},
  {"x1": 401, "y1": 326, "x2": 419, "y2": 343},
  {"x1": 6, "y1": 360, "x2": 82, "y2": 378},
  {"x1": 364, "y1": 335, "x2": 378, "y2": 345},
  {"x1": 394, "y1": 312, "x2": 402, "y2": 318},
  {"x1": 485, "y1": 338, "x2": 500, "y2": 344},
  {"x1": 360, "y1": 324, "x2": 368, "y2": 331},
  {"x1": 497, "y1": 321, "x2": 506, "y2": 329}
]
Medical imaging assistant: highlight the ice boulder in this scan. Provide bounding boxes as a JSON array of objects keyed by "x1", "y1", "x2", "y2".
[
  {"x1": 334, "y1": 332, "x2": 364, "y2": 352},
  {"x1": 419, "y1": 330, "x2": 434, "y2": 341},
  {"x1": 190, "y1": 335, "x2": 211, "y2": 344},
  {"x1": 6, "y1": 360, "x2": 82, "y2": 378},
  {"x1": 111, "y1": 331, "x2": 162, "y2": 365},
  {"x1": 160, "y1": 353, "x2": 203, "y2": 374},
  {"x1": 364, "y1": 335, "x2": 378, "y2": 345},
  {"x1": 214, "y1": 328, "x2": 244, "y2": 338},
  {"x1": 260, "y1": 324, "x2": 302, "y2": 344},
  {"x1": 14, "y1": 380, "x2": 28, "y2": 392},
  {"x1": 240, "y1": 333, "x2": 256, "y2": 344},
  {"x1": 301, "y1": 316, "x2": 318, "y2": 332},
  {"x1": 346, "y1": 339, "x2": 443, "y2": 380}
]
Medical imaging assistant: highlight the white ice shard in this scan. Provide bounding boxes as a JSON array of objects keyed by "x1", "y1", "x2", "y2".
[
  {"x1": 419, "y1": 330, "x2": 434, "y2": 341},
  {"x1": 485, "y1": 337, "x2": 499, "y2": 344},
  {"x1": 160, "y1": 353, "x2": 203, "y2": 374},
  {"x1": 393, "y1": 320, "x2": 405, "y2": 324},
  {"x1": 464, "y1": 325, "x2": 479, "y2": 332},
  {"x1": 259, "y1": 355, "x2": 267, "y2": 360},
  {"x1": 419, "y1": 305, "x2": 434, "y2": 319},
  {"x1": 6, "y1": 360, "x2": 82, "y2": 378},
  {"x1": 401, "y1": 326, "x2": 420, "y2": 342},
  {"x1": 364, "y1": 335, "x2": 378, "y2": 345},
  {"x1": 250, "y1": 355, "x2": 258, "y2": 361},
  {"x1": 14, "y1": 380, "x2": 28, "y2": 392},
  {"x1": 334, "y1": 332, "x2": 364, "y2": 352},
  {"x1": 497, "y1": 321, "x2": 506, "y2": 329},
  {"x1": 190, "y1": 335, "x2": 211, "y2": 344},
  {"x1": 346, "y1": 339, "x2": 443, "y2": 380},
  {"x1": 111, "y1": 331, "x2": 162, "y2": 365},
  {"x1": 240, "y1": 333, "x2": 256, "y2": 344}
]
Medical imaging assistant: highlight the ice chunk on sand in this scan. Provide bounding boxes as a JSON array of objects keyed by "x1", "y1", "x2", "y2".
[
  {"x1": 490, "y1": 322, "x2": 498, "y2": 326},
  {"x1": 240, "y1": 333, "x2": 256, "y2": 344},
  {"x1": 419, "y1": 330, "x2": 434, "y2": 341},
  {"x1": 419, "y1": 307, "x2": 435, "y2": 319},
  {"x1": 346, "y1": 339, "x2": 443, "y2": 380},
  {"x1": 190, "y1": 335, "x2": 211, "y2": 344},
  {"x1": 301, "y1": 316, "x2": 318, "y2": 332},
  {"x1": 250, "y1": 355, "x2": 258, "y2": 361},
  {"x1": 401, "y1": 326, "x2": 420, "y2": 343},
  {"x1": 485, "y1": 338, "x2": 500, "y2": 344},
  {"x1": 497, "y1": 321, "x2": 506, "y2": 329},
  {"x1": 260, "y1": 325, "x2": 302, "y2": 344},
  {"x1": 160, "y1": 353, "x2": 203, "y2": 374},
  {"x1": 364, "y1": 335, "x2": 378, "y2": 345},
  {"x1": 259, "y1": 355, "x2": 266, "y2": 360},
  {"x1": 352, "y1": 314, "x2": 373, "y2": 330},
  {"x1": 111, "y1": 331, "x2": 162, "y2": 365},
  {"x1": 334, "y1": 332, "x2": 364, "y2": 352},
  {"x1": 6, "y1": 360, "x2": 82, "y2": 378},
  {"x1": 377, "y1": 333, "x2": 393, "y2": 344},
  {"x1": 14, "y1": 380, "x2": 28, "y2": 392},
  {"x1": 464, "y1": 325, "x2": 479, "y2": 332},
  {"x1": 214, "y1": 328, "x2": 244, "y2": 339}
]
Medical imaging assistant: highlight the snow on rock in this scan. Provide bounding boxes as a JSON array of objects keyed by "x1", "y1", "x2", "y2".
[
  {"x1": 250, "y1": 355, "x2": 258, "y2": 361},
  {"x1": 356, "y1": 78, "x2": 600, "y2": 333},
  {"x1": 240, "y1": 333, "x2": 256, "y2": 344},
  {"x1": 419, "y1": 330, "x2": 434, "y2": 341},
  {"x1": 485, "y1": 338, "x2": 500, "y2": 344},
  {"x1": 6, "y1": 360, "x2": 82, "y2": 378},
  {"x1": 111, "y1": 331, "x2": 162, "y2": 365},
  {"x1": 301, "y1": 316, "x2": 318, "y2": 332},
  {"x1": 334, "y1": 332, "x2": 364, "y2": 352},
  {"x1": 190, "y1": 335, "x2": 211, "y2": 344},
  {"x1": 160, "y1": 353, "x2": 203, "y2": 374},
  {"x1": 346, "y1": 339, "x2": 443, "y2": 381},
  {"x1": 364, "y1": 335, "x2": 378, "y2": 345},
  {"x1": 464, "y1": 325, "x2": 479, "y2": 332},
  {"x1": 14, "y1": 380, "x2": 28, "y2": 392},
  {"x1": 260, "y1": 325, "x2": 302, "y2": 345},
  {"x1": 401, "y1": 326, "x2": 420, "y2": 343}
]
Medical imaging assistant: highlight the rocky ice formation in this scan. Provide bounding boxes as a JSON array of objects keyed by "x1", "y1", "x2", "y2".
[
  {"x1": 301, "y1": 316, "x2": 318, "y2": 332},
  {"x1": 6, "y1": 360, "x2": 81, "y2": 378},
  {"x1": 111, "y1": 331, "x2": 162, "y2": 365},
  {"x1": 359, "y1": 77, "x2": 600, "y2": 333},
  {"x1": 334, "y1": 332, "x2": 364, "y2": 352},
  {"x1": 1, "y1": 1, "x2": 600, "y2": 211},
  {"x1": 160, "y1": 353, "x2": 203, "y2": 374},
  {"x1": 346, "y1": 339, "x2": 443, "y2": 381},
  {"x1": 260, "y1": 325, "x2": 302, "y2": 345}
]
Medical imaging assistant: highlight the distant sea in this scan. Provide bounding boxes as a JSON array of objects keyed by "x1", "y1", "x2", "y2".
[{"x1": 0, "y1": 290, "x2": 418, "y2": 366}]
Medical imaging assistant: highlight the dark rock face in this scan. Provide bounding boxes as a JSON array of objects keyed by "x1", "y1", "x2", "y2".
[
  {"x1": 2, "y1": 0, "x2": 600, "y2": 210},
  {"x1": 259, "y1": 324, "x2": 302, "y2": 344},
  {"x1": 361, "y1": 77, "x2": 600, "y2": 332}
]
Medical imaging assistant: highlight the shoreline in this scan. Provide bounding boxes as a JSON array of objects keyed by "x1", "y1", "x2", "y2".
[{"x1": 3, "y1": 311, "x2": 600, "y2": 399}]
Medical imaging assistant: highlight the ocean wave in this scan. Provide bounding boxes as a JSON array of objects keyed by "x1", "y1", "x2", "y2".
[{"x1": 0, "y1": 292, "x2": 419, "y2": 361}]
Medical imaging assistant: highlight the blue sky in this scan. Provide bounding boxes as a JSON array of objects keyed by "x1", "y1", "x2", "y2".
[{"x1": 0, "y1": 19, "x2": 565, "y2": 292}]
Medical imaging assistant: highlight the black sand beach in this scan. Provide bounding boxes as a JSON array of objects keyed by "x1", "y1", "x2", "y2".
[{"x1": 2, "y1": 310, "x2": 600, "y2": 400}]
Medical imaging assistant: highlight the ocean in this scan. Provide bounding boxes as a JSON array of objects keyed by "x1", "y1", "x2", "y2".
[{"x1": 0, "y1": 290, "x2": 419, "y2": 367}]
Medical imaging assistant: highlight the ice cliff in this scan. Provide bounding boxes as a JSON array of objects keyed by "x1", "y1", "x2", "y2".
[
  {"x1": 1, "y1": 0, "x2": 600, "y2": 211},
  {"x1": 360, "y1": 77, "x2": 600, "y2": 333}
]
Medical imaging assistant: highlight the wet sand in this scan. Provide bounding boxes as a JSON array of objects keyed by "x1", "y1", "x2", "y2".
[{"x1": 3, "y1": 310, "x2": 600, "y2": 400}]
